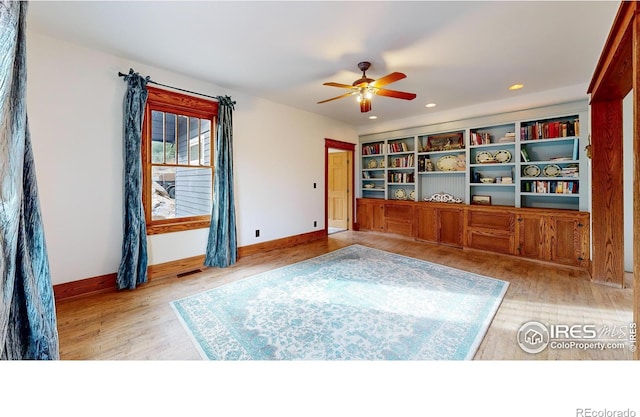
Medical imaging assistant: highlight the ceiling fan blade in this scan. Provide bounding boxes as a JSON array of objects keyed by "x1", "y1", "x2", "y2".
[
  {"x1": 375, "y1": 88, "x2": 417, "y2": 101},
  {"x1": 323, "y1": 82, "x2": 357, "y2": 89},
  {"x1": 317, "y1": 91, "x2": 357, "y2": 104},
  {"x1": 370, "y1": 72, "x2": 406, "y2": 88}
]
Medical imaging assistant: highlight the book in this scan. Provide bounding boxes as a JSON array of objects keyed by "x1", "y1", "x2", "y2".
[{"x1": 521, "y1": 148, "x2": 530, "y2": 162}]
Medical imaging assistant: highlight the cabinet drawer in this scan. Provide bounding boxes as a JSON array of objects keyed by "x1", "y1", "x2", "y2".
[
  {"x1": 467, "y1": 210, "x2": 515, "y2": 232},
  {"x1": 384, "y1": 204, "x2": 413, "y2": 221},
  {"x1": 467, "y1": 230, "x2": 514, "y2": 255},
  {"x1": 385, "y1": 219, "x2": 413, "y2": 237}
]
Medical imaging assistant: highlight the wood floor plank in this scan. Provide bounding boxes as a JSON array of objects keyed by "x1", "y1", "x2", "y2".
[{"x1": 54, "y1": 231, "x2": 634, "y2": 360}]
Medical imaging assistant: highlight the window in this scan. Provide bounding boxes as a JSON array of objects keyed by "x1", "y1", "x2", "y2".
[{"x1": 142, "y1": 86, "x2": 218, "y2": 234}]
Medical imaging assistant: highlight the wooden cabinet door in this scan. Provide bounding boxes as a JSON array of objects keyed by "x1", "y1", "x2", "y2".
[
  {"x1": 516, "y1": 214, "x2": 545, "y2": 261},
  {"x1": 356, "y1": 200, "x2": 372, "y2": 231},
  {"x1": 415, "y1": 206, "x2": 438, "y2": 243},
  {"x1": 548, "y1": 215, "x2": 589, "y2": 267},
  {"x1": 372, "y1": 203, "x2": 385, "y2": 232},
  {"x1": 438, "y1": 208, "x2": 463, "y2": 247}
]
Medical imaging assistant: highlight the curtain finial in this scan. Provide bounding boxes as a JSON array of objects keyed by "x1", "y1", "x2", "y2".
[
  {"x1": 217, "y1": 95, "x2": 236, "y2": 110},
  {"x1": 121, "y1": 68, "x2": 150, "y2": 83}
]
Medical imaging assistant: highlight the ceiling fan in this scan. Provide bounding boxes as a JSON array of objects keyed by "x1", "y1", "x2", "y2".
[{"x1": 318, "y1": 61, "x2": 417, "y2": 112}]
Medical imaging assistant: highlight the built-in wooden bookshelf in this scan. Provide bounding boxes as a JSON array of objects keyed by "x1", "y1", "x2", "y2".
[
  {"x1": 468, "y1": 123, "x2": 517, "y2": 207},
  {"x1": 518, "y1": 115, "x2": 582, "y2": 210},
  {"x1": 358, "y1": 103, "x2": 588, "y2": 211}
]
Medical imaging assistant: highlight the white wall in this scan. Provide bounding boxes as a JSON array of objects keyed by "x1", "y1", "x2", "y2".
[{"x1": 26, "y1": 30, "x2": 357, "y2": 285}]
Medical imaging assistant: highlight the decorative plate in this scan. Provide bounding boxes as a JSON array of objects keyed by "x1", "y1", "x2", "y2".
[
  {"x1": 543, "y1": 164, "x2": 561, "y2": 177},
  {"x1": 409, "y1": 190, "x2": 415, "y2": 200},
  {"x1": 367, "y1": 159, "x2": 377, "y2": 169},
  {"x1": 379, "y1": 158, "x2": 385, "y2": 168},
  {"x1": 522, "y1": 165, "x2": 541, "y2": 177},
  {"x1": 494, "y1": 149, "x2": 512, "y2": 163},
  {"x1": 395, "y1": 188, "x2": 407, "y2": 200},
  {"x1": 475, "y1": 151, "x2": 494, "y2": 164},
  {"x1": 436, "y1": 155, "x2": 458, "y2": 171}
]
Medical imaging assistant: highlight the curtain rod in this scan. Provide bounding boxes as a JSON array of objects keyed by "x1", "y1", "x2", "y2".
[{"x1": 117, "y1": 71, "x2": 219, "y2": 101}]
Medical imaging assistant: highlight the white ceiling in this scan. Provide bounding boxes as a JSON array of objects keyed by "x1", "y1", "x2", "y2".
[{"x1": 26, "y1": 1, "x2": 620, "y2": 129}]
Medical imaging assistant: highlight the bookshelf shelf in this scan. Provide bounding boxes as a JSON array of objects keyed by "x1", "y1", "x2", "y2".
[
  {"x1": 521, "y1": 192, "x2": 578, "y2": 197},
  {"x1": 419, "y1": 171, "x2": 466, "y2": 175}
]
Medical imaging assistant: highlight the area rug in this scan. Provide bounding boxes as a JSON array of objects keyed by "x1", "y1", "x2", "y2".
[{"x1": 170, "y1": 244, "x2": 509, "y2": 360}]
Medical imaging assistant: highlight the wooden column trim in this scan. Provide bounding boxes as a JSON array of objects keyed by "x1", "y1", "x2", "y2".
[
  {"x1": 633, "y1": 5, "x2": 640, "y2": 360},
  {"x1": 590, "y1": 100, "x2": 624, "y2": 286},
  {"x1": 588, "y1": 2, "x2": 636, "y2": 102}
]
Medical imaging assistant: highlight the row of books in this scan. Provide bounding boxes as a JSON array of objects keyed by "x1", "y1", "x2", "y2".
[
  {"x1": 559, "y1": 165, "x2": 579, "y2": 178},
  {"x1": 362, "y1": 143, "x2": 383, "y2": 155},
  {"x1": 362, "y1": 171, "x2": 384, "y2": 179},
  {"x1": 522, "y1": 181, "x2": 579, "y2": 194},
  {"x1": 387, "y1": 142, "x2": 411, "y2": 153},
  {"x1": 470, "y1": 132, "x2": 493, "y2": 146},
  {"x1": 389, "y1": 154, "x2": 415, "y2": 168},
  {"x1": 388, "y1": 172, "x2": 415, "y2": 183},
  {"x1": 521, "y1": 120, "x2": 579, "y2": 140}
]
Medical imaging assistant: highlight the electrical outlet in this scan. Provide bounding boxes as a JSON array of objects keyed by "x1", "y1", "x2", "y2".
[{"x1": 255, "y1": 229, "x2": 260, "y2": 237}]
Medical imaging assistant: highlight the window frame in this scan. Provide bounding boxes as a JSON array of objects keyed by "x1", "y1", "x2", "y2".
[{"x1": 142, "y1": 86, "x2": 218, "y2": 235}]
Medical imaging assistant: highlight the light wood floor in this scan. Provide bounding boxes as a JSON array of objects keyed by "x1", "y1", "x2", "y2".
[{"x1": 54, "y1": 230, "x2": 634, "y2": 360}]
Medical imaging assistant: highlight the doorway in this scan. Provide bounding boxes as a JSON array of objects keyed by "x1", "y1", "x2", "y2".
[{"x1": 325, "y1": 139, "x2": 355, "y2": 235}]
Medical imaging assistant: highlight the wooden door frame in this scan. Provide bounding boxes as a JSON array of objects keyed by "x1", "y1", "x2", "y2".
[
  {"x1": 325, "y1": 139, "x2": 355, "y2": 234},
  {"x1": 587, "y1": 1, "x2": 639, "y2": 358}
]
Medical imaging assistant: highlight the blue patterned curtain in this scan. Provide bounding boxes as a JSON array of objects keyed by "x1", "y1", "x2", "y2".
[
  {"x1": 205, "y1": 96, "x2": 237, "y2": 267},
  {"x1": 116, "y1": 69, "x2": 149, "y2": 289},
  {"x1": 0, "y1": 1, "x2": 59, "y2": 359}
]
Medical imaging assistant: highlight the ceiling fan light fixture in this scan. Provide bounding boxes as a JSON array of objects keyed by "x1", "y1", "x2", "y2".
[
  {"x1": 364, "y1": 89, "x2": 373, "y2": 100},
  {"x1": 360, "y1": 98, "x2": 372, "y2": 113},
  {"x1": 318, "y1": 61, "x2": 415, "y2": 113}
]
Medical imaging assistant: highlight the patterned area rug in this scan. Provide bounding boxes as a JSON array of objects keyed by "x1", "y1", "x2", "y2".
[{"x1": 171, "y1": 245, "x2": 509, "y2": 360}]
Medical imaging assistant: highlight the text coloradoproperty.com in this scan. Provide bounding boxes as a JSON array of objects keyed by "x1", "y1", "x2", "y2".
[{"x1": 551, "y1": 341, "x2": 628, "y2": 350}]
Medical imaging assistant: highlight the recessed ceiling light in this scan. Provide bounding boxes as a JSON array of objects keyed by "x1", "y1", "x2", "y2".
[
  {"x1": 368, "y1": 115, "x2": 378, "y2": 120},
  {"x1": 425, "y1": 103, "x2": 436, "y2": 108},
  {"x1": 509, "y1": 84, "x2": 524, "y2": 91}
]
